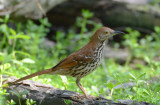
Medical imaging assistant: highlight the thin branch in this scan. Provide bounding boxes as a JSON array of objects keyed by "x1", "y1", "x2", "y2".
[{"x1": 35, "y1": 0, "x2": 47, "y2": 16}]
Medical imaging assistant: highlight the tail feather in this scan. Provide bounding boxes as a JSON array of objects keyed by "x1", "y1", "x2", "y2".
[{"x1": 9, "y1": 68, "x2": 53, "y2": 86}]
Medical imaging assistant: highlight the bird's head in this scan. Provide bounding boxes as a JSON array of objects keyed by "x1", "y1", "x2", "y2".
[{"x1": 91, "y1": 27, "x2": 124, "y2": 42}]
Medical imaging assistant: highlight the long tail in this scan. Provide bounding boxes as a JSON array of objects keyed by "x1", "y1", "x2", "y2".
[{"x1": 9, "y1": 68, "x2": 54, "y2": 86}]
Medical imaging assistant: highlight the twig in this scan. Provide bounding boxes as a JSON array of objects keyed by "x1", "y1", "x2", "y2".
[{"x1": 35, "y1": 0, "x2": 47, "y2": 16}]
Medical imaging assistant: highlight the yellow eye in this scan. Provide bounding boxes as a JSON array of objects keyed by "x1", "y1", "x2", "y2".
[{"x1": 104, "y1": 32, "x2": 108, "y2": 34}]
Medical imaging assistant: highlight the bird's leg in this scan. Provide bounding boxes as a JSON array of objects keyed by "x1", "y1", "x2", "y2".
[{"x1": 76, "y1": 78, "x2": 89, "y2": 99}]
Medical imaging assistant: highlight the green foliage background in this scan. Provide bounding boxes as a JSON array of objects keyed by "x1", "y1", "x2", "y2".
[{"x1": 0, "y1": 10, "x2": 160, "y2": 104}]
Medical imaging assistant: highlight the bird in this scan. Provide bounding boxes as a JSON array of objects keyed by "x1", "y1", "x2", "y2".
[{"x1": 7, "y1": 27, "x2": 123, "y2": 99}]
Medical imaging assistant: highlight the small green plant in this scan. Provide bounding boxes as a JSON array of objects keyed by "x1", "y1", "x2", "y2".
[
  {"x1": 26, "y1": 99, "x2": 36, "y2": 105},
  {"x1": 75, "y1": 9, "x2": 102, "y2": 50},
  {"x1": 0, "y1": 88, "x2": 8, "y2": 105},
  {"x1": 7, "y1": 99, "x2": 16, "y2": 105},
  {"x1": 64, "y1": 99, "x2": 72, "y2": 105},
  {"x1": 123, "y1": 28, "x2": 140, "y2": 67},
  {"x1": 123, "y1": 27, "x2": 160, "y2": 70},
  {"x1": 0, "y1": 15, "x2": 10, "y2": 50},
  {"x1": 149, "y1": 0, "x2": 160, "y2": 5},
  {"x1": 10, "y1": 90, "x2": 29, "y2": 105},
  {"x1": 0, "y1": 63, "x2": 11, "y2": 85},
  {"x1": 76, "y1": 9, "x2": 94, "y2": 35},
  {"x1": 0, "y1": 15, "x2": 48, "y2": 104}
]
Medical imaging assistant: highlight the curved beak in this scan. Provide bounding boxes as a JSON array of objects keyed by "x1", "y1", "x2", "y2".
[
  {"x1": 113, "y1": 31, "x2": 125, "y2": 35},
  {"x1": 106, "y1": 30, "x2": 124, "y2": 39},
  {"x1": 107, "y1": 31, "x2": 124, "y2": 39}
]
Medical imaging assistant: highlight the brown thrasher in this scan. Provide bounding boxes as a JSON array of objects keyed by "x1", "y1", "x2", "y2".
[{"x1": 8, "y1": 27, "x2": 123, "y2": 98}]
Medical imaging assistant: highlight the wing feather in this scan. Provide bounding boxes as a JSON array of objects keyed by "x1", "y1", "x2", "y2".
[{"x1": 53, "y1": 47, "x2": 94, "y2": 70}]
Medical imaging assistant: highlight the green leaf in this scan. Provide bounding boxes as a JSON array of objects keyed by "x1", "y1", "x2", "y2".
[
  {"x1": 106, "y1": 82, "x2": 114, "y2": 90},
  {"x1": 12, "y1": 59, "x2": 22, "y2": 65},
  {"x1": 10, "y1": 90, "x2": 19, "y2": 97},
  {"x1": 0, "y1": 18, "x2": 4, "y2": 22},
  {"x1": 3, "y1": 63, "x2": 11, "y2": 70},
  {"x1": 129, "y1": 73, "x2": 137, "y2": 80},
  {"x1": 8, "y1": 34, "x2": 30, "y2": 39},
  {"x1": 154, "y1": 26, "x2": 160, "y2": 33},
  {"x1": 144, "y1": 56, "x2": 150, "y2": 63},
  {"x1": 21, "y1": 90, "x2": 29, "y2": 96},
  {"x1": 9, "y1": 100, "x2": 16, "y2": 105},
  {"x1": 0, "y1": 63, "x2": 11, "y2": 71},
  {"x1": 3, "y1": 71, "x2": 15, "y2": 75},
  {"x1": 16, "y1": 34, "x2": 31, "y2": 39},
  {"x1": 82, "y1": 9, "x2": 93, "y2": 18},
  {"x1": 4, "y1": 15, "x2": 9, "y2": 23},
  {"x1": 22, "y1": 58, "x2": 35, "y2": 64},
  {"x1": 15, "y1": 51, "x2": 30, "y2": 57},
  {"x1": 8, "y1": 36, "x2": 15, "y2": 39},
  {"x1": 0, "y1": 24, "x2": 9, "y2": 34},
  {"x1": 10, "y1": 28, "x2": 16, "y2": 35},
  {"x1": 137, "y1": 73, "x2": 146, "y2": 79}
]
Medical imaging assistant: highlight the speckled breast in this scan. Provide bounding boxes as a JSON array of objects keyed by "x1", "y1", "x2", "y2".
[{"x1": 71, "y1": 43, "x2": 104, "y2": 79}]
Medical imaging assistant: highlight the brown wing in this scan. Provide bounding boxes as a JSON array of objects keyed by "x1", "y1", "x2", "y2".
[{"x1": 53, "y1": 47, "x2": 94, "y2": 70}]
